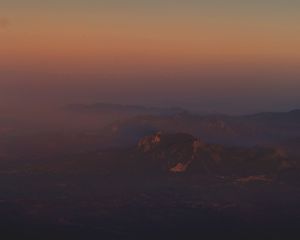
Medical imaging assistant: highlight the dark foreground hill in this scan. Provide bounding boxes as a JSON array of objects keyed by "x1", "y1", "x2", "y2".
[{"x1": 0, "y1": 131, "x2": 299, "y2": 239}]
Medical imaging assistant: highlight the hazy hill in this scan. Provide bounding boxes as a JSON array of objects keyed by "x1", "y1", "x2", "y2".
[
  {"x1": 67, "y1": 102, "x2": 186, "y2": 116},
  {"x1": 103, "y1": 109, "x2": 300, "y2": 146}
]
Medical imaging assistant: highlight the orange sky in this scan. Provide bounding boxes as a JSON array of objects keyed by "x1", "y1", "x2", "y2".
[
  {"x1": 1, "y1": 3, "x2": 300, "y2": 71},
  {"x1": 0, "y1": 1, "x2": 300, "y2": 113}
]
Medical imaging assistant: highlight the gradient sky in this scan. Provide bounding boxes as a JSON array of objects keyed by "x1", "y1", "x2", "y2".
[{"x1": 1, "y1": 0, "x2": 300, "y2": 113}]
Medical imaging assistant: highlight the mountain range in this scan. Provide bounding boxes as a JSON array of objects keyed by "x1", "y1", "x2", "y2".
[
  {"x1": 67, "y1": 102, "x2": 187, "y2": 116},
  {"x1": 103, "y1": 108, "x2": 300, "y2": 147},
  {"x1": 0, "y1": 105, "x2": 300, "y2": 239}
]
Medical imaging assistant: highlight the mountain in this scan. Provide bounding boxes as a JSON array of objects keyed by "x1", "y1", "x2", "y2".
[
  {"x1": 133, "y1": 132, "x2": 291, "y2": 177},
  {"x1": 104, "y1": 109, "x2": 300, "y2": 146},
  {"x1": 247, "y1": 109, "x2": 300, "y2": 121},
  {"x1": 13, "y1": 131, "x2": 292, "y2": 180},
  {"x1": 67, "y1": 102, "x2": 187, "y2": 116}
]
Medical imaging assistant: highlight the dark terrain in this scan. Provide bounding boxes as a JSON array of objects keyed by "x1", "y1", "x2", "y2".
[{"x1": 0, "y1": 106, "x2": 299, "y2": 239}]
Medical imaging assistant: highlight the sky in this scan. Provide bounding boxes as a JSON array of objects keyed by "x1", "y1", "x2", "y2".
[{"x1": 0, "y1": 0, "x2": 300, "y2": 114}]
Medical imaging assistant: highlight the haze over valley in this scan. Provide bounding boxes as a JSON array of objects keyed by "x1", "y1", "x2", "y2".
[{"x1": 1, "y1": 0, "x2": 300, "y2": 239}]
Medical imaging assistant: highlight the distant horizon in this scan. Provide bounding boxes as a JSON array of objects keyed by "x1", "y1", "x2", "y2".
[
  {"x1": 66, "y1": 101, "x2": 300, "y2": 115},
  {"x1": 1, "y1": 98, "x2": 299, "y2": 118}
]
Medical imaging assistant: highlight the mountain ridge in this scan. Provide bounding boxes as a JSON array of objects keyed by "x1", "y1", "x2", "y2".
[
  {"x1": 104, "y1": 109, "x2": 300, "y2": 147},
  {"x1": 134, "y1": 131, "x2": 291, "y2": 177}
]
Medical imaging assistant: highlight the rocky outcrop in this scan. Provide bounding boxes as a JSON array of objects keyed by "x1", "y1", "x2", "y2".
[
  {"x1": 138, "y1": 132, "x2": 162, "y2": 152},
  {"x1": 170, "y1": 161, "x2": 192, "y2": 173}
]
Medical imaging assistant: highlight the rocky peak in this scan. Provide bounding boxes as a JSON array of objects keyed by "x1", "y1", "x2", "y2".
[
  {"x1": 138, "y1": 132, "x2": 162, "y2": 152},
  {"x1": 137, "y1": 132, "x2": 197, "y2": 153}
]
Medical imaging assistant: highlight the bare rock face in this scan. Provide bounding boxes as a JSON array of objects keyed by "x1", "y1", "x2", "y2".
[
  {"x1": 138, "y1": 131, "x2": 196, "y2": 153},
  {"x1": 170, "y1": 161, "x2": 192, "y2": 173},
  {"x1": 138, "y1": 132, "x2": 162, "y2": 152}
]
